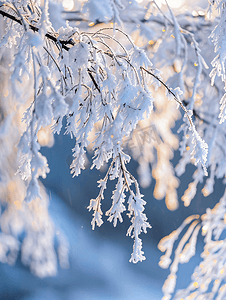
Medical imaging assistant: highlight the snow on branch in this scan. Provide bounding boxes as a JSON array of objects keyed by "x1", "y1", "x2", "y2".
[
  {"x1": 161, "y1": 189, "x2": 226, "y2": 300},
  {"x1": 0, "y1": 0, "x2": 211, "y2": 264}
]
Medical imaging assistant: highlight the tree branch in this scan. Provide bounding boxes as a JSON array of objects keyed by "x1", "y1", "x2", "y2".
[{"x1": 0, "y1": 7, "x2": 74, "y2": 51}]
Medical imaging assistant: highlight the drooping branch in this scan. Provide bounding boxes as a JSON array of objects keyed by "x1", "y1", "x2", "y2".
[{"x1": 0, "y1": 6, "x2": 74, "y2": 51}]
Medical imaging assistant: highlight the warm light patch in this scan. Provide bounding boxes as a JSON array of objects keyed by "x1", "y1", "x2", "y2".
[
  {"x1": 182, "y1": 196, "x2": 189, "y2": 206},
  {"x1": 89, "y1": 22, "x2": 95, "y2": 27},
  {"x1": 159, "y1": 260, "x2": 164, "y2": 265},
  {"x1": 155, "y1": 0, "x2": 185, "y2": 8},
  {"x1": 220, "y1": 284, "x2": 226, "y2": 292},
  {"x1": 174, "y1": 59, "x2": 182, "y2": 73},
  {"x1": 195, "y1": 99, "x2": 203, "y2": 107},
  {"x1": 202, "y1": 224, "x2": 208, "y2": 234},
  {"x1": 32, "y1": 221, "x2": 38, "y2": 230},
  {"x1": 206, "y1": 278, "x2": 211, "y2": 284},
  {"x1": 188, "y1": 292, "x2": 197, "y2": 299},
  {"x1": 148, "y1": 40, "x2": 155, "y2": 45},
  {"x1": 166, "y1": 196, "x2": 178, "y2": 210},
  {"x1": 193, "y1": 272, "x2": 198, "y2": 277},
  {"x1": 201, "y1": 284, "x2": 205, "y2": 289},
  {"x1": 37, "y1": 126, "x2": 54, "y2": 147},
  {"x1": 14, "y1": 200, "x2": 22, "y2": 210},
  {"x1": 202, "y1": 187, "x2": 209, "y2": 197},
  {"x1": 224, "y1": 213, "x2": 226, "y2": 223},
  {"x1": 158, "y1": 244, "x2": 165, "y2": 252},
  {"x1": 4, "y1": 90, "x2": 9, "y2": 97},
  {"x1": 193, "y1": 281, "x2": 198, "y2": 288}
]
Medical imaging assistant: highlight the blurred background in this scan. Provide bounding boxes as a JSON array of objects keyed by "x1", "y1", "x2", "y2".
[
  {"x1": 0, "y1": 0, "x2": 223, "y2": 299},
  {"x1": 0, "y1": 129, "x2": 223, "y2": 300}
]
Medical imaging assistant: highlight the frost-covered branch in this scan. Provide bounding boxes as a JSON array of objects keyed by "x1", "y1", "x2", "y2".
[{"x1": 3, "y1": 2, "x2": 226, "y2": 298}]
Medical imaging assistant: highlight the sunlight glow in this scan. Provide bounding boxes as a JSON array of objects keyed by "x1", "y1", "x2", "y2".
[
  {"x1": 63, "y1": 0, "x2": 74, "y2": 11},
  {"x1": 155, "y1": 0, "x2": 185, "y2": 9}
]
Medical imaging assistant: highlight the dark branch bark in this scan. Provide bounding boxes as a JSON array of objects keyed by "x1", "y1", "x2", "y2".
[{"x1": 0, "y1": 7, "x2": 74, "y2": 51}]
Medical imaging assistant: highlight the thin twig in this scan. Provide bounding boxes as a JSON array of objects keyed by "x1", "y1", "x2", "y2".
[{"x1": 43, "y1": 46, "x2": 67, "y2": 87}]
